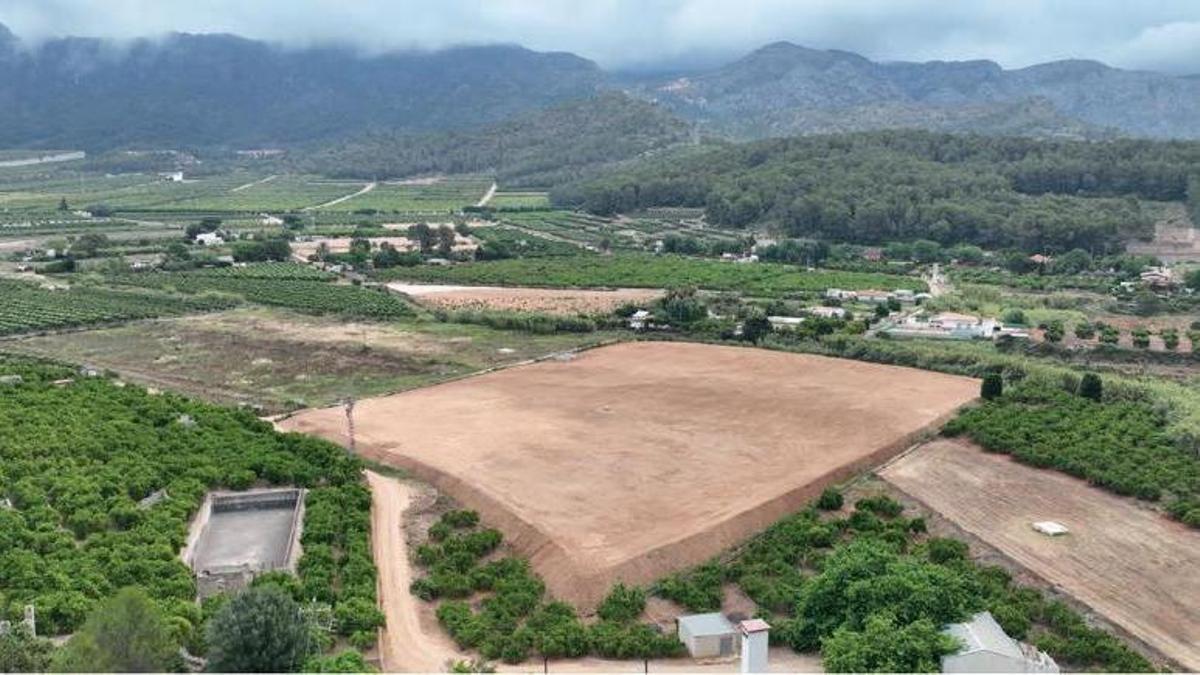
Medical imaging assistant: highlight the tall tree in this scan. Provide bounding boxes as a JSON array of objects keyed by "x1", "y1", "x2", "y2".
[
  {"x1": 205, "y1": 584, "x2": 310, "y2": 673},
  {"x1": 53, "y1": 587, "x2": 180, "y2": 673}
]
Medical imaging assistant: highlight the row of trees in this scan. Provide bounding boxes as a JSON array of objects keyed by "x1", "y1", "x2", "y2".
[{"x1": 551, "y1": 130, "x2": 1200, "y2": 253}]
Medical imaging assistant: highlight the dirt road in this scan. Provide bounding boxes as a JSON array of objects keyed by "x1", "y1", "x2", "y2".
[
  {"x1": 307, "y1": 181, "x2": 376, "y2": 210},
  {"x1": 476, "y1": 181, "x2": 498, "y2": 207},
  {"x1": 368, "y1": 471, "x2": 467, "y2": 672},
  {"x1": 230, "y1": 174, "x2": 278, "y2": 192}
]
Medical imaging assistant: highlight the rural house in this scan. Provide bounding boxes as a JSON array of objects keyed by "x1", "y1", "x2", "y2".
[
  {"x1": 677, "y1": 613, "x2": 738, "y2": 659},
  {"x1": 942, "y1": 611, "x2": 1059, "y2": 673},
  {"x1": 805, "y1": 306, "x2": 845, "y2": 319},
  {"x1": 856, "y1": 289, "x2": 894, "y2": 304},
  {"x1": 194, "y1": 232, "x2": 224, "y2": 246}
]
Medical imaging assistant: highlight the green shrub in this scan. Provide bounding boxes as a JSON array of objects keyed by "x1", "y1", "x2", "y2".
[
  {"x1": 597, "y1": 583, "x2": 646, "y2": 623},
  {"x1": 816, "y1": 488, "x2": 844, "y2": 510}
]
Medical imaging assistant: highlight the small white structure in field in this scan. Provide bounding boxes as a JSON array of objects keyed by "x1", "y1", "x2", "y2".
[
  {"x1": 629, "y1": 309, "x2": 653, "y2": 330},
  {"x1": 1032, "y1": 521, "x2": 1069, "y2": 536},
  {"x1": 739, "y1": 618, "x2": 770, "y2": 673},
  {"x1": 805, "y1": 306, "x2": 846, "y2": 319},
  {"x1": 943, "y1": 611, "x2": 1059, "y2": 673},
  {"x1": 768, "y1": 316, "x2": 805, "y2": 331},
  {"x1": 194, "y1": 232, "x2": 224, "y2": 246},
  {"x1": 677, "y1": 613, "x2": 737, "y2": 659},
  {"x1": 162, "y1": 171, "x2": 184, "y2": 182}
]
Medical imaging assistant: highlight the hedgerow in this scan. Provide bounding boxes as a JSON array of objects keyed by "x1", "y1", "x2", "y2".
[
  {"x1": 944, "y1": 382, "x2": 1199, "y2": 526},
  {"x1": 412, "y1": 511, "x2": 681, "y2": 663}
]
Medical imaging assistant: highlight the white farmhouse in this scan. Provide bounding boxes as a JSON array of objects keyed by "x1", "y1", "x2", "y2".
[
  {"x1": 942, "y1": 612, "x2": 1058, "y2": 673},
  {"x1": 628, "y1": 310, "x2": 653, "y2": 330},
  {"x1": 194, "y1": 232, "x2": 224, "y2": 246}
]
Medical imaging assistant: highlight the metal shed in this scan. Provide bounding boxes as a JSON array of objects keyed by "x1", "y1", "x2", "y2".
[
  {"x1": 677, "y1": 613, "x2": 737, "y2": 659},
  {"x1": 943, "y1": 611, "x2": 1059, "y2": 673}
]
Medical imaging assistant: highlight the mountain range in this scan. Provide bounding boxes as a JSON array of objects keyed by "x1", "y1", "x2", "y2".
[{"x1": 2, "y1": 23, "x2": 1199, "y2": 151}]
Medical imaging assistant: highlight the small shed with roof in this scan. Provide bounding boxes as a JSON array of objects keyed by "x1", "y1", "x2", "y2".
[
  {"x1": 942, "y1": 611, "x2": 1059, "y2": 673},
  {"x1": 677, "y1": 613, "x2": 738, "y2": 658}
]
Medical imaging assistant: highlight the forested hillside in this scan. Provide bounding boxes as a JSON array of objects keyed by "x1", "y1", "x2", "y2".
[
  {"x1": 636, "y1": 41, "x2": 1200, "y2": 140},
  {"x1": 0, "y1": 24, "x2": 603, "y2": 150},
  {"x1": 303, "y1": 93, "x2": 693, "y2": 186},
  {"x1": 552, "y1": 131, "x2": 1200, "y2": 253}
]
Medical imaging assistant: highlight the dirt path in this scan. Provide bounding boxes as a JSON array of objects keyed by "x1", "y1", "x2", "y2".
[
  {"x1": 368, "y1": 471, "x2": 468, "y2": 672},
  {"x1": 476, "y1": 182, "x2": 498, "y2": 208},
  {"x1": 307, "y1": 181, "x2": 376, "y2": 210},
  {"x1": 230, "y1": 174, "x2": 278, "y2": 192},
  {"x1": 366, "y1": 470, "x2": 823, "y2": 673}
]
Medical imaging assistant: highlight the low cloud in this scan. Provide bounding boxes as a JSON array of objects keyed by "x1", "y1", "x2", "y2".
[{"x1": 1, "y1": 0, "x2": 1198, "y2": 74}]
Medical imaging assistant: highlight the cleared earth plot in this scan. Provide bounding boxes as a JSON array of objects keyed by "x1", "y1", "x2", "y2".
[
  {"x1": 387, "y1": 282, "x2": 661, "y2": 315},
  {"x1": 882, "y1": 439, "x2": 1200, "y2": 670},
  {"x1": 279, "y1": 341, "x2": 978, "y2": 607},
  {"x1": 4, "y1": 307, "x2": 619, "y2": 411}
]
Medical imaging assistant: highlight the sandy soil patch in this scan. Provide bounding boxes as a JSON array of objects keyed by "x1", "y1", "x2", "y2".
[
  {"x1": 388, "y1": 283, "x2": 662, "y2": 315},
  {"x1": 881, "y1": 439, "x2": 1200, "y2": 670},
  {"x1": 283, "y1": 342, "x2": 977, "y2": 608}
]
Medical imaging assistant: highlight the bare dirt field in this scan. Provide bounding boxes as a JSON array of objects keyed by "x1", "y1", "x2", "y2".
[
  {"x1": 291, "y1": 234, "x2": 476, "y2": 261},
  {"x1": 282, "y1": 341, "x2": 978, "y2": 608},
  {"x1": 881, "y1": 439, "x2": 1200, "y2": 670},
  {"x1": 387, "y1": 282, "x2": 662, "y2": 315},
  {"x1": 367, "y1": 470, "x2": 823, "y2": 673}
]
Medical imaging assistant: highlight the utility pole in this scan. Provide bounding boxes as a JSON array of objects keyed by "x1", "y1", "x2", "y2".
[{"x1": 344, "y1": 398, "x2": 357, "y2": 455}]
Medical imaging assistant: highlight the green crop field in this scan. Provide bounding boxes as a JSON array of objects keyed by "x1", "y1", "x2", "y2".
[
  {"x1": 322, "y1": 177, "x2": 492, "y2": 213},
  {"x1": 107, "y1": 272, "x2": 414, "y2": 319},
  {"x1": 0, "y1": 279, "x2": 238, "y2": 336},
  {"x1": 488, "y1": 191, "x2": 551, "y2": 208},
  {"x1": 373, "y1": 254, "x2": 927, "y2": 295}
]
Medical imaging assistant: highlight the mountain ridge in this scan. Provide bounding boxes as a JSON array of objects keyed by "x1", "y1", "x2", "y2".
[{"x1": 1, "y1": 24, "x2": 1198, "y2": 149}]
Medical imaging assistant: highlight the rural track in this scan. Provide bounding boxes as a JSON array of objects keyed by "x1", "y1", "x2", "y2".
[
  {"x1": 476, "y1": 181, "x2": 498, "y2": 207},
  {"x1": 305, "y1": 181, "x2": 376, "y2": 210},
  {"x1": 365, "y1": 470, "x2": 824, "y2": 673},
  {"x1": 230, "y1": 174, "x2": 278, "y2": 192}
]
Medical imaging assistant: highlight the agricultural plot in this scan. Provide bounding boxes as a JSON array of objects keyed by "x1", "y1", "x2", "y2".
[
  {"x1": 488, "y1": 191, "x2": 550, "y2": 208},
  {"x1": 388, "y1": 282, "x2": 661, "y2": 315},
  {"x1": 323, "y1": 177, "x2": 492, "y2": 213},
  {"x1": 471, "y1": 224, "x2": 584, "y2": 257},
  {"x1": 373, "y1": 254, "x2": 928, "y2": 296},
  {"x1": 161, "y1": 175, "x2": 361, "y2": 212},
  {"x1": 279, "y1": 341, "x2": 978, "y2": 607},
  {"x1": 0, "y1": 278, "x2": 236, "y2": 336},
  {"x1": 105, "y1": 272, "x2": 413, "y2": 319},
  {"x1": 6, "y1": 307, "x2": 620, "y2": 411},
  {"x1": 882, "y1": 439, "x2": 1200, "y2": 670}
]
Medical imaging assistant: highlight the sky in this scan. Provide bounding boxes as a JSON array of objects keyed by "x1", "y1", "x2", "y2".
[{"x1": 1, "y1": 0, "x2": 1199, "y2": 74}]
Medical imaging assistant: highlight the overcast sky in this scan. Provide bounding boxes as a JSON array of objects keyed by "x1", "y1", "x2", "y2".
[{"x1": 2, "y1": 0, "x2": 1199, "y2": 74}]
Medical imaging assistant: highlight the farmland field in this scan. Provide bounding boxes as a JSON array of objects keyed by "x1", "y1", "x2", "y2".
[
  {"x1": 373, "y1": 254, "x2": 928, "y2": 295},
  {"x1": 324, "y1": 177, "x2": 492, "y2": 213},
  {"x1": 0, "y1": 278, "x2": 237, "y2": 335},
  {"x1": 882, "y1": 439, "x2": 1200, "y2": 670},
  {"x1": 488, "y1": 191, "x2": 550, "y2": 208},
  {"x1": 5, "y1": 307, "x2": 621, "y2": 411},
  {"x1": 387, "y1": 282, "x2": 661, "y2": 315},
  {"x1": 105, "y1": 271, "x2": 414, "y2": 319},
  {"x1": 278, "y1": 341, "x2": 978, "y2": 607}
]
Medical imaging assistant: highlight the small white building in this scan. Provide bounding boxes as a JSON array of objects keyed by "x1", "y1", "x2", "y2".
[
  {"x1": 259, "y1": 214, "x2": 284, "y2": 226},
  {"x1": 677, "y1": 613, "x2": 738, "y2": 659},
  {"x1": 857, "y1": 289, "x2": 894, "y2": 304},
  {"x1": 767, "y1": 316, "x2": 805, "y2": 330},
  {"x1": 194, "y1": 232, "x2": 224, "y2": 246},
  {"x1": 893, "y1": 289, "x2": 916, "y2": 303},
  {"x1": 942, "y1": 612, "x2": 1058, "y2": 674},
  {"x1": 629, "y1": 309, "x2": 653, "y2": 330},
  {"x1": 805, "y1": 306, "x2": 846, "y2": 319},
  {"x1": 161, "y1": 171, "x2": 184, "y2": 182},
  {"x1": 825, "y1": 288, "x2": 858, "y2": 301}
]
